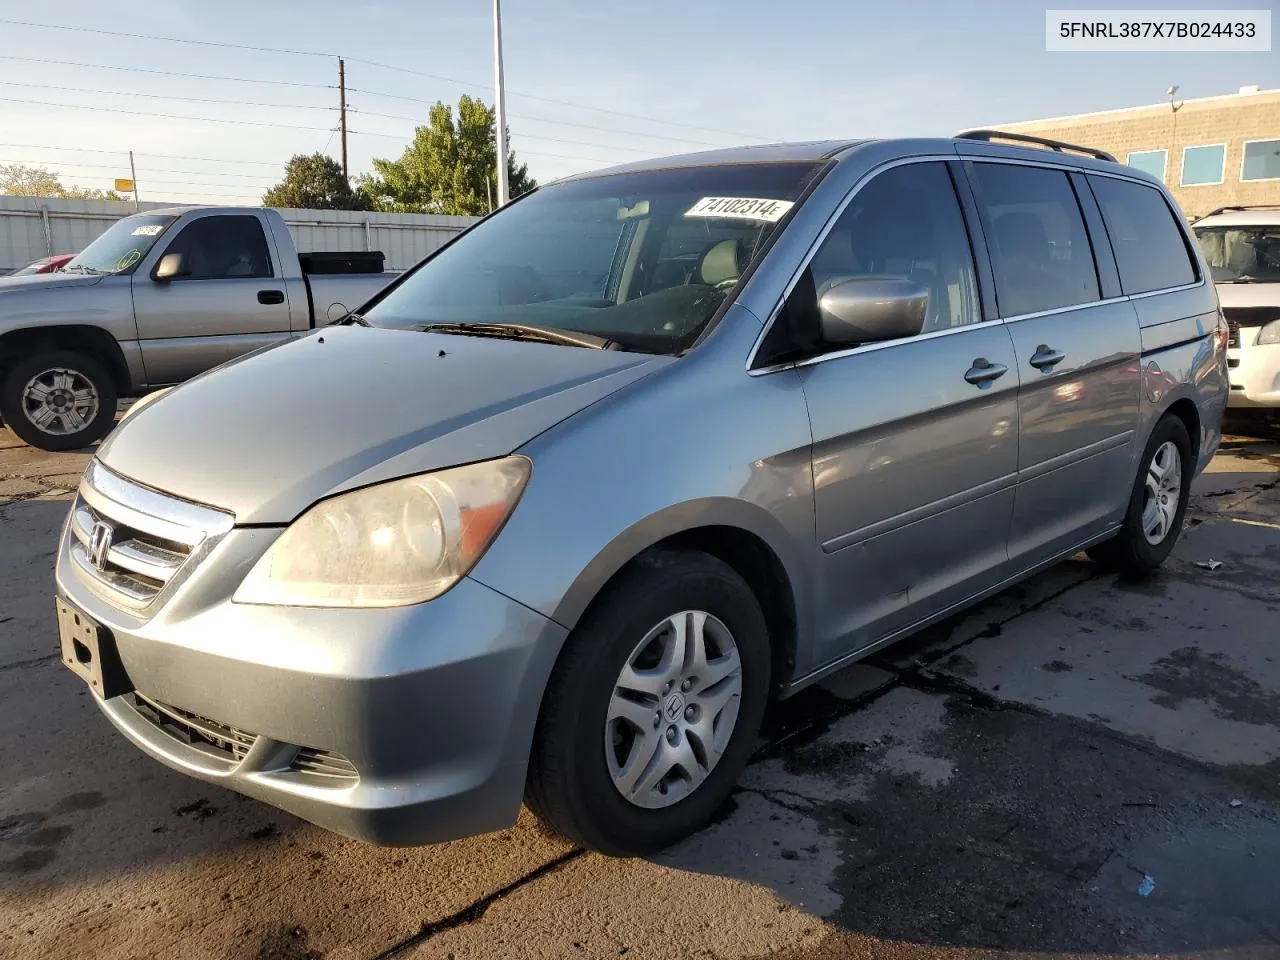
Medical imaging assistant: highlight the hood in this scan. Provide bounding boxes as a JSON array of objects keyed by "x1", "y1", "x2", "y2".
[
  {"x1": 0, "y1": 272, "x2": 105, "y2": 291},
  {"x1": 97, "y1": 326, "x2": 669, "y2": 524},
  {"x1": 1215, "y1": 280, "x2": 1280, "y2": 310}
]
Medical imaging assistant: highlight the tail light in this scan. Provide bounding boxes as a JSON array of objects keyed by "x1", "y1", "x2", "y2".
[{"x1": 1215, "y1": 310, "x2": 1229, "y2": 353}]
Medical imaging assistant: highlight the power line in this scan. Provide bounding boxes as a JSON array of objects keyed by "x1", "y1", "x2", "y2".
[
  {"x1": 0, "y1": 143, "x2": 283, "y2": 167},
  {"x1": 348, "y1": 110, "x2": 653, "y2": 156},
  {"x1": 0, "y1": 98, "x2": 334, "y2": 132},
  {"x1": 347, "y1": 129, "x2": 623, "y2": 165},
  {"x1": 0, "y1": 158, "x2": 274, "y2": 180},
  {"x1": 0, "y1": 80, "x2": 336, "y2": 111},
  {"x1": 0, "y1": 55, "x2": 334, "y2": 89},
  {"x1": 350, "y1": 93, "x2": 732, "y2": 148},
  {"x1": 0, "y1": 19, "x2": 333, "y2": 58},
  {"x1": 0, "y1": 18, "x2": 774, "y2": 143}
]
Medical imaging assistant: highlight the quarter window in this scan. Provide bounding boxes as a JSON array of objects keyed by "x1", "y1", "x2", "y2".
[
  {"x1": 1127, "y1": 149, "x2": 1168, "y2": 182},
  {"x1": 970, "y1": 163, "x2": 1100, "y2": 318},
  {"x1": 1088, "y1": 176, "x2": 1196, "y2": 294},
  {"x1": 1241, "y1": 139, "x2": 1280, "y2": 182},
  {"x1": 804, "y1": 162, "x2": 981, "y2": 339},
  {"x1": 161, "y1": 215, "x2": 273, "y2": 280},
  {"x1": 1181, "y1": 144, "x2": 1226, "y2": 186}
]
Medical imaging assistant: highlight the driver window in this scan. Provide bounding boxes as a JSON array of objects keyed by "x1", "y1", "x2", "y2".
[
  {"x1": 162, "y1": 215, "x2": 273, "y2": 281},
  {"x1": 811, "y1": 162, "x2": 981, "y2": 334}
]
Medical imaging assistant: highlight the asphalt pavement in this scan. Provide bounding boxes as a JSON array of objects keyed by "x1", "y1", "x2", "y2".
[{"x1": 1, "y1": 424, "x2": 1277, "y2": 960}]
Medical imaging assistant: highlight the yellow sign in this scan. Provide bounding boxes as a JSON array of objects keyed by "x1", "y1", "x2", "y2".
[{"x1": 114, "y1": 178, "x2": 135, "y2": 192}]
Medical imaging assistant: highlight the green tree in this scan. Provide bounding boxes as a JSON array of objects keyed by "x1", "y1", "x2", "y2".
[
  {"x1": 357, "y1": 95, "x2": 534, "y2": 215},
  {"x1": 263, "y1": 153, "x2": 368, "y2": 210},
  {"x1": 0, "y1": 164, "x2": 121, "y2": 200}
]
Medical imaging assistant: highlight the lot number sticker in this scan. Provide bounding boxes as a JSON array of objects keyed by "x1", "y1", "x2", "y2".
[
  {"x1": 131, "y1": 225, "x2": 164, "y2": 236},
  {"x1": 685, "y1": 197, "x2": 794, "y2": 222}
]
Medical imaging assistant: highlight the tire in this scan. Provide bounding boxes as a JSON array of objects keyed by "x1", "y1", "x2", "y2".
[
  {"x1": 0, "y1": 350, "x2": 118, "y2": 452},
  {"x1": 526, "y1": 548, "x2": 771, "y2": 856},
  {"x1": 1087, "y1": 415, "x2": 1192, "y2": 575}
]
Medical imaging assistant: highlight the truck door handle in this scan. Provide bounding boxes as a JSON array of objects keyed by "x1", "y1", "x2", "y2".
[
  {"x1": 257, "y1": 289, "x2": 285, "y2": 305},
  {"x1": 1029, "y1": 344, "x2": 1066, "y2": 371},
  {"x1": 964, "y1": 358, "x2": 1008, "y2": 386}
]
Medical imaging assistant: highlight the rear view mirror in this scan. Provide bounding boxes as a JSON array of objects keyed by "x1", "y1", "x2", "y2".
[
  {"x1": 817, "y1": 277, "x2": 928, "y2": 346},
  {"x1": 153, "y1": 252, "x2": 190, "y2": 282}
]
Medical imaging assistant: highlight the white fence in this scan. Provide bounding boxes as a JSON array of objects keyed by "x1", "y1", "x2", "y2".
[{"x1": 0, "y1": 196, "x2": 477, "y2": 273}]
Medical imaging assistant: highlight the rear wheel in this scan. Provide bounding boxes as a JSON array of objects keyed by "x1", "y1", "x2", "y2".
[
  {"x1": 1087, "y1": 415, "x2": 1192, "y2": 574},
  {"x1": 0, "y1": 350, "x2": 118, "y2": 452},
  {"x1": 526, "y1": 549, "x2": 770, "y2": 856}
]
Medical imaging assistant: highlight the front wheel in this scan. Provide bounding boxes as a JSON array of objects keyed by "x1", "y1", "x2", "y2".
[
  {"x1": 526, "y1": 549, "x2": 770, "y2": 856},
  {"x1": 0, "y1": 350, "x2": 118, "y2": 452},
  {"x1": 1087, "y1": 415, "x2": 1192, "y2": 574}
]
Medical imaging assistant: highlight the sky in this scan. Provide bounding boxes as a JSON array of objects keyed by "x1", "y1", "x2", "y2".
[{"x1": 0, "y1": 0, "x2": 1275, "y2": 205}]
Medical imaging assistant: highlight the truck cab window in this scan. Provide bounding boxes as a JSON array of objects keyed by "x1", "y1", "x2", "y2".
[{"x1": 163, "y1": 216, "x2": 273, "y2": 280}]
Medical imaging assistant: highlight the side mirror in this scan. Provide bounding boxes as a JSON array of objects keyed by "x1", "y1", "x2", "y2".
[
  {"x1": 817, "y1": 277, "x2": 928, "y2": 346},
  {"x1": 153, "y1": 252, "x2": 189, "y2": 282}
]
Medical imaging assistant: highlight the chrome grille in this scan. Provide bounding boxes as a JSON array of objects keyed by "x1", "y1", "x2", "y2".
[
  {"x1": 132, "y1": 693, "x2": 258, "y2": 762},
  {"x1": 290, "y1": 748, "x2": 359, "y2": 782},
  {"x1": 68, "y1": 460, "x2": 232, "y2": 608}
]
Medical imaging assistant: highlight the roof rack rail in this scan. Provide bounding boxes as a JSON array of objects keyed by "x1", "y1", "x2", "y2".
[
  {"x1": 1199, "y1": 204, "x2": 1280, "y2": 219},
  {"x1": 954, "y1": 129, "x2": 1118, "y2": 163}
]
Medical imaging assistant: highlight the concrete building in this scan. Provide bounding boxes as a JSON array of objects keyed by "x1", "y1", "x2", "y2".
[{"x1": 992, "y1": 85, "x2": 1280, "y2": 219}]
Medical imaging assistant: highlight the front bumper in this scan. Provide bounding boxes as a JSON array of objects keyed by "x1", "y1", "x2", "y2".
[
  {"x1": 55, "y1": 514, "x2": 567, "y2": 846},
  {"x1": 1227, "y1": 331, "x2": 1280, "y2": 408}
]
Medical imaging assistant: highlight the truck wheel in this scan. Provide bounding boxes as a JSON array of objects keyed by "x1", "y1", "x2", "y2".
[
  {"x1": 526, "y1": 548, "x2": 770, "y2": 856},
  {"x1": 1087, "y1": 415, "x2": 1192, "y2": 575},
  {"x1": 0, "y1": 350, "x2": 118, "y2": 452}
]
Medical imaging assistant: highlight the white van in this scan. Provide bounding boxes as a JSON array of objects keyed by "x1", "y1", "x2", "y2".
[{"x1": 1193, "y1": 206, "x2": 1280, "y2": 420}]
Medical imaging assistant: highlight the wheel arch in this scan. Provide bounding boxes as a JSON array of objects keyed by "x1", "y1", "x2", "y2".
[
  {"x1": 546, "y1": 499, "x2": 810, "y2": 695},
  {"x1": 0, "y1": 325, "x2": 131, "y2": 393}
]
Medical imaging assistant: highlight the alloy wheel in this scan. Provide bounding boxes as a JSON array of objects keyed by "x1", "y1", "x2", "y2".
[
  {"x1": 21, "y1": 367, "x2": 99, "y2": 436},
  {"x1": 1142, "y1": 439, "x2": 1182, "y2": 545},
  {"x1": 605, "y1": 610, "x2": 743, "y2": 809}
]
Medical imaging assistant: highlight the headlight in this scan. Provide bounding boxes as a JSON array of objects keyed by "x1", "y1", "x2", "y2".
[
  {"x1": 233, "y1": 456, "x2": 530, "y2": 608},
  {"x1": 1259, "y1": 320, "x2": 1280, "y2": 345}
]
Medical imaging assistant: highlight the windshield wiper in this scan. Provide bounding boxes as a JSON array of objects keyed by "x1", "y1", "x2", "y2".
[
  {"x1": 1223, "y1": 275, "x2": 1265, "y2": 284},
  {"x1": 417, "y1": 321, "x2": 611, "y2": 350},
  {"x1": 62, "y1": 264, "x2": 107, "y2": 276},
  {"x1": 333, "y1": 312, "x2": 370, "y2": 326}
]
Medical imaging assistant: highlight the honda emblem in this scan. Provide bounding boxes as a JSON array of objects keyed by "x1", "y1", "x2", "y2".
[{"x1": 88, "y1": 520, "x2": 114, "y2": 571}]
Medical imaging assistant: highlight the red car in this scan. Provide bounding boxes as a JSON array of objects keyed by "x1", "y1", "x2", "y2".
[{"x1": 7, "y1": 254, "x2": 74, "y2": 276}]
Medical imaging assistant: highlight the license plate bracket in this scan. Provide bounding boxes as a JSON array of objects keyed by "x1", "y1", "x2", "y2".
[{"x1": 56, "y1": 599, "x2": 133, "y2": 699}]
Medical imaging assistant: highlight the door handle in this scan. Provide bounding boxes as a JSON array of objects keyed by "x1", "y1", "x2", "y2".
[
  {"x1": 964, "y1": 358, "x2": 1008, "y2": 386},
  {"x1": 257, "y1": 289, "x2": 285, "y2": 305},
  {"x1": 1029, "y1": 344, "x2": 1066, "y2": 371}
]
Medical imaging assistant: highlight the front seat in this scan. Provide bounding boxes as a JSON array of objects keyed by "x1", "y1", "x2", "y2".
[{"x1": 698, "y1": 239, "x2": 743, "y2": 288}]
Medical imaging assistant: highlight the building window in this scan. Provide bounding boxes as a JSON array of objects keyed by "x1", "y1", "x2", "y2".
[
  {"x1": 1181, "y1": 144, "x2": 1226, "y2": 186},
  {"x1": 1127, "y1": 150, "x2": 1167, "y2": 182},
  {"x1": 1241, "y1": 139, "x2": 1280, "y2": 182}
]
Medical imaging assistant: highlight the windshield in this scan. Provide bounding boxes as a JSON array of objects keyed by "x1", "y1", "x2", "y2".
[
  {"x1": 64, "y1": 215, "x2": 178, "y2": 276},
  {"x1": 1194, "y1": 225, "x2": 1280, "y2": 283},
  {"x1": 364, "y1": 162, "x2": 823, "y2": 353}
]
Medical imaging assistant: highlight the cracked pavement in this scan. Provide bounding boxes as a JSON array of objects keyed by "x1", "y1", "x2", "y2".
[{"x1": 1, "y1": 424, "x2": 1278, "y2": 960}]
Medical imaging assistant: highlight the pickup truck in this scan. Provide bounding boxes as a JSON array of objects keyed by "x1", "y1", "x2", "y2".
[{"x1": 0, "y1": 206, "x2": 397, "y2": 450}]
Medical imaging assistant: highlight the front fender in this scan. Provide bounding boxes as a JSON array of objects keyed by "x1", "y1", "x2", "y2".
[{"x1": 467, "y1": 311, "x2": 819, "y2": 678}]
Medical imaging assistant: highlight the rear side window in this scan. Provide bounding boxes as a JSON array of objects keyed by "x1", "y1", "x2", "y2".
[
  {"x1": 162, "y1": 215, "x2": 273, "y2": 280},
  {"x1": 1088, "y1": 176, "x2": 1196, "y2": 294},
  {"x1": 970, "y1": 163, "x2": 1100, "y2": 318}
]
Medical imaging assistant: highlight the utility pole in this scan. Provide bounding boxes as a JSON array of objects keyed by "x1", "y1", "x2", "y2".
[
  {"x1": 493, "y1": 0, "x2": 509, "y2": 207},
  {"x1": 338, "y1": 57, "x2": 349, "y2": 179},
  {"x1": 128, "y1": 150, "x2": 139, "y2": 211}
]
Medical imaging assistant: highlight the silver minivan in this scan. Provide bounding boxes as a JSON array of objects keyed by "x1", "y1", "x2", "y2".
[{"x1": 55, "y1": 133, "x2": 1229, "y2": 855}]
